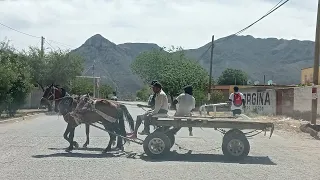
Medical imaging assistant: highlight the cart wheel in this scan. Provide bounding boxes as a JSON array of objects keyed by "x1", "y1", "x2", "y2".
[
  {"x1": 154, "y1": 128, "x2": 175, "y2": 148},
  {"x1": 143, "y1": 132, "x2": 171, "y2": 159},
  {"x1": 165, "y1": 132, "x2": 175, "y2": 148},
  {"x1": 222, "y1": 129, "x2": 250, "y2": 161}
]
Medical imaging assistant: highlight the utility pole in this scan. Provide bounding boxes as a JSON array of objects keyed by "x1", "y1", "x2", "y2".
[
  {"x1": 92, "y1": 60, "x2": 96, "y2": 98},
  {"x1": 311, "y1": 0, "x2": 320, "y2": 125},
  {"x1": 207, "y1": 35, "x2": 214, "y2": 101},
  {"x1": 40, "y1": 36, "x2": 45, "y2": 58},
  {"x1": 41, "y1": 36, "x2": 53, "y2": 111}
]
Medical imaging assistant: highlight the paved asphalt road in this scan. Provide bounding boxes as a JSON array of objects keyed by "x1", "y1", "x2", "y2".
[{"x1": 1, "y1": 102, "x2": 320, "y2": 180}]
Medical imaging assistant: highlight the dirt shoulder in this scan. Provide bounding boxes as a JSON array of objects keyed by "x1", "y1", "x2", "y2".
[
  {"x1": 207, "y1": 111, "x2": 320, "y2": 139},
  {"x1": 0, "y1": 109, "x2": 47, "y2": 121}
]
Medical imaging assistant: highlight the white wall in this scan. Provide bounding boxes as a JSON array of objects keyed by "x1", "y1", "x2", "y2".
[
  {"x1": 241, "y1": 88, "x2": 276, "y2": 115},
  {"x1": 293, "y1": 86, "x2": 320, "y2": 114}
]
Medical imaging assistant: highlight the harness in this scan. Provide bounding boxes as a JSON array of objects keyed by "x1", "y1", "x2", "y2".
[{"x1": 70, "y1": 98, "x2": 118, "y2": 126}]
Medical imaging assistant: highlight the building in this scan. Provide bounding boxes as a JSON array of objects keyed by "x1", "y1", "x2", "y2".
[
  {"x1": 211, "y1": 85, "x2": 297, "y2": 115},
  {"x1": 301, "y1": 66, "x2": 320, "y2": 85}
]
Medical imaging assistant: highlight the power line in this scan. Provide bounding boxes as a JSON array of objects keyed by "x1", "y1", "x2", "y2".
[
  {"x1": 197, "y1": 0, "x2": 289, "y2": 62},
  {"x1": 234, "y1": 0, "x2": 289, "y2": 36},
  {"x1": 196, "y1": 45, "x2": 211, "y2": 62},
  {"x1": 46, "y1": 39, "x2": 74, "y2": 49},
  {"x1": 0, "y1": 22, "x2": 41, "y2": 39},
  {"x1": 44, "y1": 39, "x2": 56, "y2": 51},
  {"x1": 0, "y1": 21, "x2": 74, "y2": 49}
]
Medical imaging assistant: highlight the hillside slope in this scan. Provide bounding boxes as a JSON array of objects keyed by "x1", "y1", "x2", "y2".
[{"x1": 72, "y1": 34, "x2": 314, "y2": 97}]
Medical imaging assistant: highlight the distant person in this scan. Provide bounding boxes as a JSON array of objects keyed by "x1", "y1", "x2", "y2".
[
  {"x1": 172, "y1": 85, "x2": 196, "y2": 136},
  {"x1": 111, "y1": 91, "x2": 117, "y2": 101},
  {"x1": 228, "y1": 86, "x2": 245, "y2": 116}
]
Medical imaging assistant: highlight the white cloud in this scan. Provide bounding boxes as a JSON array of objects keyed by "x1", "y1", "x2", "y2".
[{"x1": 0, "y1": 0, "x2": 317, "y2": 51}]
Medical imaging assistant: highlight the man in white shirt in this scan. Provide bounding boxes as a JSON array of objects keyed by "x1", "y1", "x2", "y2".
[
  {"x1": 172, "y1": 85, "x2": 196, "y2": 136},
  {"x1": 229, "y1": 86, "x2": 246, "y2": 116},
  {"x1": 127, "y1": 82, "x2": 169, "y2": 138}
]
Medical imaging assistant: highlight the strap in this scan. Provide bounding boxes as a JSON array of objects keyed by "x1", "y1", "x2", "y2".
[{"x1": 93, "y1": 108, "x2": 117, "y2": 123}]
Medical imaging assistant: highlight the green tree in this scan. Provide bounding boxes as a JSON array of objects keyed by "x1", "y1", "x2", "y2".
[
  {"x1": 22, "y1": 47, "x2": 84, "y2": 91},
  {"x1": 70, "y1": 78, "x2": 114, "y2": 98},
  {"x1": 0, "y1": 41, "x2": 33, "y2": 116},
  {"x1": 100, "y1": 84, "x2": 114, "y2": 99},
  {"x1": 131, "y1": 46, "x2": 210, "y2": 105},
  {"x1": 136, "y1": 86, "x2": 151, "y2": 101},
  {"x1": 210, "y1": 90, "x2": 225, "y2": 104},
  {"x1": 217, "y1": 68, "x2": 248, "y2": 85},
  {"x1": 70, "y1": 78, "x2": 93, "y2": 95}
]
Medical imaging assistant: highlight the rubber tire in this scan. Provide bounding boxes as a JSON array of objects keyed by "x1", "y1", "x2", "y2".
[
  {"x1": 165, "y1": 132, "x2": 175, "y2": 149},
  {"x1": 222, "y1": 129, "x2": 250, "y2": 161},
  {"x1": 143, "y1": 132, "x2": 171, "y2": 159},
  {"x1": 154, "y1": 128, "x2": 175, "y2": 149}
]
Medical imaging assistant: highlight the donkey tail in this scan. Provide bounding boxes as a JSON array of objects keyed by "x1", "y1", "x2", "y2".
[{"x1": 119, "y1": 104, "x2": 135, "y2": 132}]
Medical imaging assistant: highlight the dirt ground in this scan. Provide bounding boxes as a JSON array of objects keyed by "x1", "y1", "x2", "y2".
[
  {"x1": 208, "y1": 111, "x2": 320, "y2": 139},
  {"x1": 0, "y1": 109, "x2": 46, "y2": 120}
]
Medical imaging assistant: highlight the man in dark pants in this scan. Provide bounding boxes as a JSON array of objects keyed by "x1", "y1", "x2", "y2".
[
  {"x1": 128, "y1": 82, "x2": 169, "y2": 139},
  {"x1": 229, "y1": 86, "x2": 246, "y2": 116}
]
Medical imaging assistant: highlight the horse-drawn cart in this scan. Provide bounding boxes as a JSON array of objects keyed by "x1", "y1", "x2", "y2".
[
  {"x1": 142, "y1": 116, "x2": 274, "y2": 160},
  {"x1": 90, "y1": 114, "x2": 274, "y2": 161}
]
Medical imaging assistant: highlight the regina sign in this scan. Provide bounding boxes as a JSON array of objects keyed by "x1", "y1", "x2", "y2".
[{"x1": 242, "y1": 89, "x2": 276, "y2": 115}]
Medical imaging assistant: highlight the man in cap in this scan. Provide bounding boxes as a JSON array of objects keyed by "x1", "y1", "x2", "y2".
[
  {"x1": 147, "y1": 80, "x2": 158, "y2": 108},
  {"x1": 128, "y1": 81, "x2": 169, "y2": 138},
  {"x1": 171, "y1": 85, "x2": 196, "y2": 136}
]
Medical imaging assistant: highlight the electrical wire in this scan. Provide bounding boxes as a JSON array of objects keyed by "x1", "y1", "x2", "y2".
[
  {"x1": 196, "y1": 0, "x2": 289, "y2": 62},
  {"x1": 0, "y1": 22, "x2": 41, "y2": 39},
  {"x1": 0, "y1": 22, "x2": 74, "y2": 49},
  {"x1": 44, "y1": 40, "x2": 56, "y2": 51}
]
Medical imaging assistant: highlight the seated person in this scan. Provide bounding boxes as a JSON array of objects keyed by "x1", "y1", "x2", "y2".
[
  {"x1": 127, "y1": 82, "x2": 169, "y2": 138},
  {"x1": 172, "y1": 85, "x2": 196, "y2": 136}
]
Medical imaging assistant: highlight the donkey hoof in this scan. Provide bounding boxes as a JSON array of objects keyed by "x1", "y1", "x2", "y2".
[
  {"x1": 83, "y1": 143, "x2": 88, "y2": 148},
  {"x1": 103, "y1": 148, "x2": 111, "y2": 153},
  {"x1": 65, "y1": 147, "x2": 73, "y2": 152},
  {"x1": 115, "y1": 147, "x2": 124, "y2": 151},
  {"x1": 73, "y1": 141, "x2": 79, "y2": 149}
]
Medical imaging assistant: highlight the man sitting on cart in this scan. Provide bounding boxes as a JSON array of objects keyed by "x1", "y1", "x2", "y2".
[
  {"x1": 127, "y1": 81, "x2": 169, "y2": 139},
  {"x1": 147, "y1": 80, "x2": 158, "y2": 109},
  {"x1": 171, "y1": 85, "x2": 196, "y2": 136},
  {"x1": 229, "y1": 86, "x2": 245, "y2": 116}
]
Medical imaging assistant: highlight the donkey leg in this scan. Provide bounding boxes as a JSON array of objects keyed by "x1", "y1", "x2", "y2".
[
  {"x1": 63, "y1": 125, "x2": 70, "y2": 143},
  {"x1": 83, "y1": 124, "x2": 90, "y2": 148},
  {"x1": 66, "y1": 126, "x2": 75, "y2": 152},
  {"x1": 103, "y1": 132, "x2": 116, "y2": 153},
  {"x1": 64, "y1": 124, "x2": 79, "y2": 149},
  {"x1": 115, "y1": 125, "x2": 125, "y2": 151},
  {"x1": 115, "y1": 135, "x2": 124, "y2": 151}
]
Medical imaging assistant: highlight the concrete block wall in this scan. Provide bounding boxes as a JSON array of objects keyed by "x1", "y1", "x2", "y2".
[{"x1": 293, "y1": 86, "x2": 320, "y2": 114}]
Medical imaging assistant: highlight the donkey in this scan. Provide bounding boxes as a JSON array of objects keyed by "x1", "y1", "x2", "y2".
[{"x1": 40, "y1": 84, "x2": 134, "y2": 152}]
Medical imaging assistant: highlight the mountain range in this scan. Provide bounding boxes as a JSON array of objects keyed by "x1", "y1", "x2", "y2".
[{"x1": 71, "y1": 34, "x2": 315, "y2": 98}]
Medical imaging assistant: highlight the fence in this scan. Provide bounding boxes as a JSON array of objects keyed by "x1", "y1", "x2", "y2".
[{"x1": 22, "y1": 88, "x2": 43, "y2": 109}]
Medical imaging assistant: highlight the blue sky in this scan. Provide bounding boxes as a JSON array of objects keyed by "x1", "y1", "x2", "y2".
[{"x1": 0, "y1": 0, "x2": 317, "y2": 51}]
